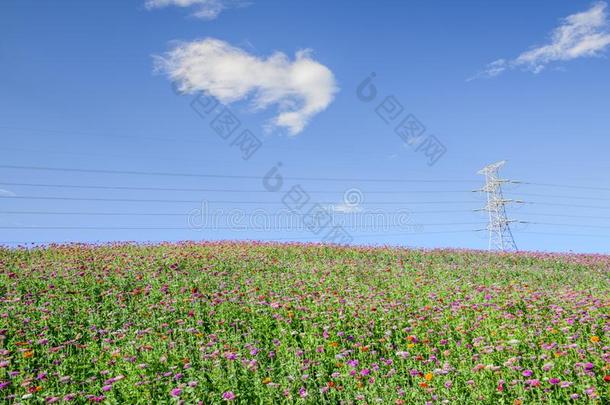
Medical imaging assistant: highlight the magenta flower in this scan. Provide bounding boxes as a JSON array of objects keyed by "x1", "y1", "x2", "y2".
[
  {"x1": 102, "y1": 385, "x2": 112, "y2": 392},
  {"x1": 522, "y1": 369, "x2": 533, "y2": 377},
  {"x1": 549, "y1": 378, "x2": 561, "y2": 385},
  {"x1": 222, "y1": 391, "x2": 236, "y2": 401},
  {"x1": 170, "y1": 388, "x2": 182, "y2": 397},
  {"x1": 526, "y1": 379, "x2": 541, "y2": 387},
  {"x1": 299, "y1": 387, "x2": 308, "y2": 398}
]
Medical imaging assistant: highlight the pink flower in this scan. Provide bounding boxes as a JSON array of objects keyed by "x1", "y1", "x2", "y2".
[
  {"x1": 299, "y1": 387, "x2": 308, "y2": 398},
  {"x1": 522, "y1": 369, "x2": 533, "y2": 377},
  {"x1": 170, "y1": 388, "x2": 182, "y2": 397},
  {"x1": 526, "y1": 379, "x2": 541, "y2": 387},
  {"x1": 222, "y1": 391, "x2": 236, "y2": 401}
]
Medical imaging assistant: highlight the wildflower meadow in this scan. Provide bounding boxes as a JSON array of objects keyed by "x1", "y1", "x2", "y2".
[{"x1": 0, "y1": 242, "x2": 608, "y2": 404}]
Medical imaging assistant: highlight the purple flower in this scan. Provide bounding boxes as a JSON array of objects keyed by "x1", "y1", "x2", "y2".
[
  {"x1": 360, "y1": 368, "x2": 371, "y2": 376},
  {"x1": 224, "y1": 352, "x2": 237, "y2": 361},
  {"x1": 222, "y1": 391, "x2": 236, "y2": 401},
  {"x1": 522, "y1": 369, "x2": 533, "y2": 377},
  {"x1": 102, "y1": 385, "x2": 112, "y2": 392},
  {"x1": 549, "y1": 378, "x2": 561, "y2": 385},
  {"x1": 170, "y1": 388, "x2": 182, "y2": 397},
  {"x1": 299, "y1": 387, "x2": 308, "y2": 398}
]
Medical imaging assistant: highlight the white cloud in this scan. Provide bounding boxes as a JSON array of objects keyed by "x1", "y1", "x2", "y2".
[
  {"x1": 0, "y1": 189, "x2": 16, "y2": 197},
  {"x1": 155, "y1": 38, "x2": 338, "y2": 135},
  {"x1": 145, "y1": 0, "x2": 249, "y2": 20},
  {"x1": 472, "y1": 2, "x2": 610, "y2": 79},
  {"x1": 328, "y1": 203, "x2": 363, "y2": 214}
]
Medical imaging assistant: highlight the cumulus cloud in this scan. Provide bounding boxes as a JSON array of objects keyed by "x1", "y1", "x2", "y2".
[
  {"x1": 155, "y1": 38, "x2": 338, "y2": 135},
  {"x1": 145, "y1": 0, "x2": 249, "y2": 20},
  {"x1": 471, "y1": 2, "x2": 610, "y2": 79}
]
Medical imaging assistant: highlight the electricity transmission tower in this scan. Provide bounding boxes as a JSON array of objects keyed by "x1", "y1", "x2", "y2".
[{"x1": 475, "y1": 161, "x2": 522, "y2": 252}]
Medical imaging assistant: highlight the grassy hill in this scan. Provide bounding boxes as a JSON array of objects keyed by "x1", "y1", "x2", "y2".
[{"x1": 0, "y1": 242, "x2": 608, "y2": 403}]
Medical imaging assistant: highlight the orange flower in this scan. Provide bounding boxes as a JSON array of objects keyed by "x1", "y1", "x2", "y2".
[
  {"x1": 514, "y1": 400, "x2": 523, "y2": 405},
  {"x1": 591, "y1": 336, "x2": 600, "y2": 343},
  {"x1": 419, "y1": 382, "x2": 428, "y2": 388},
  {"x1": 359, "y1": 346, "x2": 369, "y2": 353},
  {"x1": 327, "y1": 381, "x2": 335, "y2": 388},
  {"x1": 329, "y1": 341, "x2": 339, "y2": 348},
  {"x1": 407, "y1": 343, "x2": 415, "y2": 349},
  {"x1": 23, "y1": 350, "x2": 34, "y2": 359},
  {"x1": 424, "y1": 373, "x2": 433, "y2": 381}
]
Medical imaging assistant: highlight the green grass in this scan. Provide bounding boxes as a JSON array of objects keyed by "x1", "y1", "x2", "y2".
[{"x1": 0, "y1": 242, "x2": 608, "y2": 404}]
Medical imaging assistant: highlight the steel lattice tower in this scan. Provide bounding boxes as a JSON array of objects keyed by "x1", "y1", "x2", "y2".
[{"x1": 476, "y1": 161, "x2": 521, "y2": 251}]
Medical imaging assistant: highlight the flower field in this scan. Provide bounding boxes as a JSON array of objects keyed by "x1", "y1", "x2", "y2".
[{"x1": 0, "y1": 242, "x2": 608, "y2": 404}]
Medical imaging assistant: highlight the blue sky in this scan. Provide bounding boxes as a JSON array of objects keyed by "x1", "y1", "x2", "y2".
[{"x1": 1, "y1": 0, "x2": 610, "y2": 253}]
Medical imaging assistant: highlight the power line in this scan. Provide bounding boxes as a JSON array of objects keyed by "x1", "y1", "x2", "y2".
[
  {"x1": 517, "y1": 231, "x2": 610, "y2": 239},
  {"x1": 524, "y1": 182, "x2": 610, "y2": 192},
  {"x1": 0, "y1": 223, "x2": 485, "y2": 231},
  {"x1": 531, "y1": 222, "x2": 610, "y2": 230},
  {"x1": 510, "y1": 192, "x2": 610, "y2": 202},
  {"x1": 0, "y1": 209, "x2": 476, "y2": 216},
  {"x1": 0, "y1": 195, "x2": 478, "y2": 205},
  {"x1": 0, "y1": 165, "x2": 478, "y2": 184},
  {"x1": 0, "y1": 181, "x2": 471, "y2": 194},
  {"x1": 530, "y1": 202, "x2": 610, "y2": 210},
  {"x1": 518, "y1": 212, "x2": 610, "y2": 220}
]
